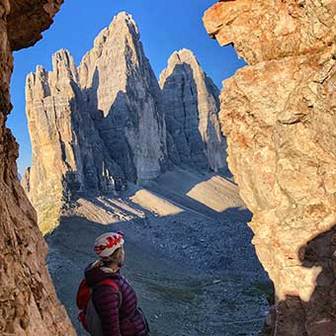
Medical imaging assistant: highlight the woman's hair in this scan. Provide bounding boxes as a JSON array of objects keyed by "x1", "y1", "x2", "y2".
[{"x1": 102, "y1": 247, "x2": 123, "y2": 267}]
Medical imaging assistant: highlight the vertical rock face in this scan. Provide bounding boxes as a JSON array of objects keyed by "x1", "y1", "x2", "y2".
[
  {"x1": 21, "y1": 166, "x2": 30, "y2": 192},
  {"x1": 25, "y1": 12, "x2": 227, "y2": 233},
  {"x1": 0, "y1": 0, "x2": 75, "y2": 335},
  {"x1": 26, "y1": 49, "x2": 124, "y2": 233},
  {"x1": 160, "y1": 49, "x2": 227, "y2": 172},
  {"x1": 204, "y1": 1, "x2": 336, "y2": 335},
  {"x1": 79, "y1": 12, "x2": 168, "y2": 183},
  {"x1": 25, "y1": 12, "x2": 169, "y2": 233}
]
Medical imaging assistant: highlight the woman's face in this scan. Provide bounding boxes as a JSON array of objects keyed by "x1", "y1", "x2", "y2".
[{"x1": 119, "y1": 246, "x2": 125, "y2": 265}]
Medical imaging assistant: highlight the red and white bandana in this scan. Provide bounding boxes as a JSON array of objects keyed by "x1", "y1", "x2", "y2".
[{"x1": 94, "y1": 232, "x2": 124, "y2": 258}]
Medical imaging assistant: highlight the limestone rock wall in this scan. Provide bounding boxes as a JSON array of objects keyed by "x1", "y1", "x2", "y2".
[
  {"x1": 79, "y1": 12, "x2": 168, "y2": 183},
  {"x1": 204, "y1": 1, "x2": 336, "y2": 335},
  {"x1": 25, "y1": 12, "x2": 227, "y2": 233},
  {"x1": 160, "y1": 49, "x2": 227, "y2": 172},
  {"x1": 0, "y1": 0, "x2": 75, "y2": 334},
  {"x1": 26, "y1": 49, "x2": 124, "y2": 233},
  {"x1": 25, "y1": 13, "x2": 169, "y2": 233}
]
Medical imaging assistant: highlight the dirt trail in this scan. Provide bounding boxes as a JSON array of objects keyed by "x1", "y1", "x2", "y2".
[{"x1": 46, "y1": 170, "x2": 269, "y2": 335}]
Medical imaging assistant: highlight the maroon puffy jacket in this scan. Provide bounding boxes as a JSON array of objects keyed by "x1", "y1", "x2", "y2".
[{"x1": 85, "y1": 262, "x2": 149, "y2": 336}]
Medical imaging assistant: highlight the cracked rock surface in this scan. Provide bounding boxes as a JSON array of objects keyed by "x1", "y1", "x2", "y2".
[
  {"x1": 160, "y1": 49, "x2": 227, "y2": 172},
  {"x1": 204, "y1": 1, "x2": 336, "y2": 335}
]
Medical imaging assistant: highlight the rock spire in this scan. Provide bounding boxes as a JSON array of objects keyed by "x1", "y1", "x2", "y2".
[{"x1": 160, "y1": 48, "x2": 227, "y2": 172}]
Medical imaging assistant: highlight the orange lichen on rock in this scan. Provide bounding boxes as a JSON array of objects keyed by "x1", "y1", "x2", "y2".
[{"x1": 204, "y1": 1, "x2": 336, "y2": 335}]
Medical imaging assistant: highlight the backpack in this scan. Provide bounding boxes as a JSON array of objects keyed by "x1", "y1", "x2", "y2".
[{"x1": 76, "y1": 278, "x2": 120, "y2": 334}]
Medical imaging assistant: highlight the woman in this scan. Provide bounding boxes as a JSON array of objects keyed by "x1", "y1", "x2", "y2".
[{"x1": 84, "y1": 231, "x2": 150, "y2": 336}]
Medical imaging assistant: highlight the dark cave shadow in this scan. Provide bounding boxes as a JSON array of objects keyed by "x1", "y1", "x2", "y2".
[{"x1": 262, "y1": 225, "x2": 336, "y2": 336}]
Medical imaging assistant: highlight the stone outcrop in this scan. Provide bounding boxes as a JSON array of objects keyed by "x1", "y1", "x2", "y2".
[
  {"x1": 79, "y1": 12, "x2": 168, "y2": 183},
  {"x1": 0, "y1": 0, "x2": 75, "y2": 335},
  {"x1": 21, "y1": 166, "x2": 30, "y2": 193},
  {"x1": 25, "y1": 49, "x2": 125, "y2": 233},
  {"x1": 160, "y1": 49, "x2": 227, "y2": 172},
  {"x1": 204, "y1": 1, "x2": 336, "y2": 335}
]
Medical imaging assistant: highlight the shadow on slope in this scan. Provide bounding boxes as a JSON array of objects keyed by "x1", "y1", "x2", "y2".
[
  {"x1": 142, "y1": 168, "x2": 242, "y2": 222},
  {"x1": 46, "y1": 203, "x2": 269, "y2": 336}
]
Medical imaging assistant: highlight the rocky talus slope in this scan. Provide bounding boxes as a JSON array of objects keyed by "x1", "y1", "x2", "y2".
[
  {"x1": 47, "y1": 169, "x2": 268, "y2": 336},
  {"x1": 204, "y1": 1, "x2": 336, "y2": 335},
  {"x1": 160, "y1": 49, "x2": 227, "y2": 172},
  {"x1": 0, "y1": 0, "x2": 75, "y2": 334},
  {"x1": 23, "y1": 12, "x2": 228, "y2": 234}
]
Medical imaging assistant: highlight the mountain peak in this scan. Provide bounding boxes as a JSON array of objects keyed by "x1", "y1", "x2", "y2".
[
  {"x1": 106, "y1": 11, "x2": 139, "y2": 37},
  {"x1": 168, "y1": 48, "x2": 200, "y2": 68},
  {"x1": 89, "y1": 11, "x2": 140, "y2": 59},
  {"x1": 51, "y1": 48, "x2": 78, "y2": 82},
  {"x1": 52, "y1": 49, "x2": 75, "y2": 69},
  {"x1": 160, "y1": 48, "x2": 226, "y2": 172}
]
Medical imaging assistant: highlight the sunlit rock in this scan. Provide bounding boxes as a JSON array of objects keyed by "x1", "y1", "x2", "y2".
[
  {"x1": 24, "y1": 12, "x2": 227, "y2": 234},
  {"x1": 25, "y1": 13, "x2": 169, "y2": 233},
  {"x1": 79, "y1": 12, "x2": 168, "y2": 183},
  {"x1": 204, "y1": 0, "x2": 336, "y2": 334},
  {"x1": 0, "y1": 0, "x2": 75, "y2": 334}
]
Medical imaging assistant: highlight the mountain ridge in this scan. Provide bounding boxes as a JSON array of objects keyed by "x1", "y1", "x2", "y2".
[{"x1": 22, "y1": 11, "x2": 228, "y2": 234}]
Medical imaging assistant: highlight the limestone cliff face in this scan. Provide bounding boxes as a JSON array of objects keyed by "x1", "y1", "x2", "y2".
[
  {"x1": 21, "y1": 166, "x2": 30, "y2": 193},
  {"x1": 160, "y1": 49, "x2": 227, "y2": 172},
  {"x1": 24, "y1": 13, "x2": 228, "y2": 234},
  {"x1": 204, "y1": 1, "x2": 336, "y2": 335},
  {"x1": 25, "y1": 12, "x2": 168, "y2": 232},
  {"x1": 79, "y1": 12, "x2": 168, "y2": 183},
  {"x1": 26, "y1": 49, "x2": 124, "y2": 233},
  {"x1": 0, "y1": 0, "x2": 75, "y2": 335}
]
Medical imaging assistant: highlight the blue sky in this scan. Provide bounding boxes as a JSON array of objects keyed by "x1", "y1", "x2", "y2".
[{"x1": 8, "y1": 0, "x2": 245, "y2": 175}]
